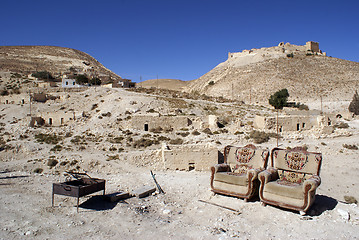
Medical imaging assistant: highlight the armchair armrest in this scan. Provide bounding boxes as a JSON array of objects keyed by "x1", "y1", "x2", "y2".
[
  {"x1": 247, "y1": 168, "x2": 263, "y2": 181},
  {"x1": 211, "y1": 163, "x2": 231, "y2": 174},
  {"x1": 258, "y1": 167, "x2": 278, "y2": 184},
  {"x1": 303, "y1": 175, "x2": 321, "y2": 192}
]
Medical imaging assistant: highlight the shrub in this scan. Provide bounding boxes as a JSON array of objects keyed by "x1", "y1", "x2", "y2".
[
  {"x1": 33, "y1": 168, "x2": 43, "y2": 174},
  {"x1": 50, "y1": 145, "x2": 63, "y2": 152},
  {"x1": 286, "y1": 53, "x2": 294, "y2": 58},
  {"x1": 75, "y1": 74, "x2": 89, "y2": 85},
  {"x1": 157, "y1": 136, "x2": 170, "y2": 141},
  {"x1": 150, "y1": 127, "x2": 163, "y2": 133},
  {"x1": 192, "y1": 130, "x2": 201, "y2": 136},
  {"x1": 91, "y1": 104, "x2": 98, "y2": 110},
  {"x1": 177, "y1": 132, "x2": 190, "y2": 137},
  {"x1": 343, "y1": 144, "x2": 358, "y2": 150},
  {"x1": 208, "y1": 81, "x2": 215, "y2": 86},
  {"x1": 344, "y1": 195, "x2": 357, "y2": 204},
  {"x1": 202, "y1": 128, "x2": 213, "y2": 135},
  {"x1": 133, "y1": 138, "x2": 158, "y2": 148},
  {"x1": 47, "y1": 159, "x2": 58, "y2": 168},
  {"x1": 107, "y1": 154, "x2": 119, "y2": 161},
  {"x1": 248, "y1": 130, "x2": 273, "y2": 144},
  {"x1": 335, "y1": 122, "x2": 349, "y2": 129},
  {"x1": 35, "y1": 133, "x2": 62, "y2": 145},
  {"x1": 170, "y1": 138, "x2": 183, "y2": 145}
]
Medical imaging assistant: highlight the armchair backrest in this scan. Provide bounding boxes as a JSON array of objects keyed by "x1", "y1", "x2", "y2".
[
  {"x1": 224, "y1": 144, "x2": 269, "y2": 174},
  {"x1": 271, "y1": 147, "x2": 322, "y2": 179}
]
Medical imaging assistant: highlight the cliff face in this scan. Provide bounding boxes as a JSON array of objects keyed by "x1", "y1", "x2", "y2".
[
  {"x1": 183, "y1": 42, "x2": 359, "y2": 105},
  {"x1": 0, "y1": 46, "x2": 121, "y2": 81}
]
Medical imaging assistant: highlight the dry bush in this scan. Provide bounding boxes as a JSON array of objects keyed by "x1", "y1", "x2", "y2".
[
  {"x1": 170, "y1": 138, "x2": 183, "y2": 145},
  {"x1": 335, "y1": 122, "x2": 349, "y2": 129},
  {"x1": 343, "y1": 144, "x2": 358, "y2": 150},
  {"x1": 247, "y1": 130, "x2": 276, "y2": 144},
  {"x1": 192, "y1": 130, "x2": 201, "y2": 136},
  {"x1": 202, "y1": 128, "x2": 213, "y2": 135},
  {"x1": 133, "y1": 138, "x2": 159, "y2": 148},
  {"x1": 35, "y1": 133, "x2": 63, "y2": 145},
  {"x1": 33, "y1": 168, "x2": 43, "y2": 173},
  {"x1": 47, "y1": 159, "x2": 58, "y2": 168}
]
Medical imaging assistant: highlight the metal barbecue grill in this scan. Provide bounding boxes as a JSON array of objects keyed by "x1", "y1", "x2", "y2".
[{"x1": 52, "y1": 172, "x2": 106, "y2": 212}]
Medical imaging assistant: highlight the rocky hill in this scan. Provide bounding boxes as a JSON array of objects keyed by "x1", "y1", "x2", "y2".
[
  {"x1": 0, "y1": 45, "x2": 121, "y2": 81},
  {"x1": 183, "y1": 42, "x2": 359, "y2": 107}
]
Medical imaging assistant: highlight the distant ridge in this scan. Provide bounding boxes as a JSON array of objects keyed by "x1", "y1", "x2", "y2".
[
  {"x1": 0, "y1": 45, "x2": 122, "y2": 82},
  {"x1": 138, "y1": 78, "x2": 189, "y2": 91}
]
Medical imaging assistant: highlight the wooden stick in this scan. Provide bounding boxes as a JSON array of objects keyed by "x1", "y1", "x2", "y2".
[
  {"x1": 150, "y1": 171, "x2": 165, "y2": 194},
  {"x1": 198, "y1": 200, "x2": 241, "y2": 214}
]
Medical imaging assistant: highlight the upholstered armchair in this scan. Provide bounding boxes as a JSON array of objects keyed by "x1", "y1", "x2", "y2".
[
  {"x1": 210, "y1": 144, "x2": 269, "y2": 200},
  {"x1": 258, "y1": 147, "x2": 322, "y2": 214}
]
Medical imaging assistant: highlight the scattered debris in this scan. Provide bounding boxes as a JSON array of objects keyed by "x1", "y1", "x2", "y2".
[
  {"x1": 105, "y1": 191, "x2": 130, "y2": 202},
  {"x1": 337, "y1": 208, "x2": 350, "y2": 221},
  {"x1": 131, "y1": 186, "x2": 156, "y2": 198},
  {"x1": 198, "y1": 200, "x2": 241, "y2": 214}
]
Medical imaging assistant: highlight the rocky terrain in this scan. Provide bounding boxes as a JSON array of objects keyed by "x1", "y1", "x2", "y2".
[
  {"x1": 0, "y1": 79, "x2": 359, "y2": 239},
  {"x1": 0, "y1": 46, "x2": 121, "y2": 82}
]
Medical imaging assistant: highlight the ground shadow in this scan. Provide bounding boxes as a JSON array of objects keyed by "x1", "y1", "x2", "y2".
[
  {"x1": 308, "y1": 194, "x2": 338, "y2": 216},
  {"x1": 79, "y1": 195, "x2": 118, "y2": 211}
]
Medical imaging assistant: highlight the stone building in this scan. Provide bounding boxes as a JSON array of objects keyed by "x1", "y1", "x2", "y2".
[
  {"x1": 127, "y1": 114, "x2": 192, "y2": 131},
  {"x1": 161, "y1": 144, "x2": 220, "y2": 171},
  {"x1": 30, "y1": 111, "x2": 78, "y2": 127},
  {"x1": 254, "y1": 113, "x2": 335, "y2": 132}
]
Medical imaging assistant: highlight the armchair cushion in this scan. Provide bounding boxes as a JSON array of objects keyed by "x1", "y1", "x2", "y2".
[{"x1": 214, "y1": 172, "x2": 248, "y2": 186}]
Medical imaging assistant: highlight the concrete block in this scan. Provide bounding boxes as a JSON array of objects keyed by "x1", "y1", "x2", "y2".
[
  {"x1": 105, "y1": 191, "x2": 130, "y2": 202},
  {"x1": 132, "y1": 186, "x2": 156, "y2": 198}
]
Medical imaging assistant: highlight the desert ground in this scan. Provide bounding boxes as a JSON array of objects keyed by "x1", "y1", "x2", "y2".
[{"x1": 1, "y1": 86, "x2": 359, "y2": 239}]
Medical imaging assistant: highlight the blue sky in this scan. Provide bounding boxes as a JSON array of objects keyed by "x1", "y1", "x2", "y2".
[{"x1": 1, "y1": 0, "x2": 358, "y2": 82}]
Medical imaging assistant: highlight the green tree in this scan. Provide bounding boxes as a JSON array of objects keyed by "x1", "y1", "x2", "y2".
[
  {"x1": 75, "y1": 74, "x2": 89, "y2": 85},
  {"x1": 349, "y1": 90, "x2": 359, "y2": 115},
  {"x1": 269, "y1": 88, "x2": 289, "y2": 109},
  {"x1": 269, "y1": 88, "x2": 289, "y2": 147},
  {"x1": 89, "y1": 77, "x2": 101, "y2": 86}
]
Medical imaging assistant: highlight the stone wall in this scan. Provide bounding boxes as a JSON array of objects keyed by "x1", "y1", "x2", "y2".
[
  {"x1": 254, "y1": 114, "x2": 335, "y2": 132},
  {"x1": 39, "y1": 111, "x2": 77, "y2": 127},
  {"x1": 128, "y1": 114, "x2": 192, "y2": 131},
  {"x1": 161, "y1": 144, "x2": 219, "y2": 171},
  {"x1": 0, "y1": 94, "x2": 29, "y2": 105}
]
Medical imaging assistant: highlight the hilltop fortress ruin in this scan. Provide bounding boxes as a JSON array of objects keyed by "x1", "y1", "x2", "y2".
[{"x1": 228, "y1": 41, "x2": 326, "y2": 60}]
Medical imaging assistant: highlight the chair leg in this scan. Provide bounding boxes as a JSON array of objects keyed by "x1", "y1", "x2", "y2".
[
  {"x1": 261, "y1": 201, "x2": 267, "y2": 207},
  {"x1": 244, "y1": 198, "x2": 248, "y2": 202},
  {"x1": 299, "y1": 211, "x2": 306, "y2": 216}
]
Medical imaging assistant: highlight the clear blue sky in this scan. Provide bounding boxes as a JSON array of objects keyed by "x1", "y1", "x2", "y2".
[{"x1": 1, "y1": 0, "x2": 358, "y2": 82}]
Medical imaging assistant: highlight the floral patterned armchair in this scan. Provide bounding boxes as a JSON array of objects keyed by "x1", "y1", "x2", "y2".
[
  {"x1": 258, "y1": 147, "x2": 322, "y2": 214},
  {"x1": 210, "y1": 144, "x2": 269, "y2": 200}
]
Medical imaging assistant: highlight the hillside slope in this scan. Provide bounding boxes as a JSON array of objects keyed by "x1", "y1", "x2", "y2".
[
  {"x1": 184, "y1": 43, "x2": 359, "y2": 106},
  {"x1": 0, "y1": 45, "x2": 121, "y2": 81}
]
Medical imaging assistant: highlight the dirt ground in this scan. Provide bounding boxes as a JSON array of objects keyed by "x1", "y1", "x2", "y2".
[
  {"x1": 1, "y1": 133, "x2": 359, "y2": 240},
  {"x1": 1, "y1": 87, "x2": 359, "y2": 239}
]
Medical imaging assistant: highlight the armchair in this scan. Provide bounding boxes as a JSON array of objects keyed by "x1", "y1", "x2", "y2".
[
  {"x1": 210, "y1": 144, "x2": 269, "y2": 200},
  {"x1": 258, "y1": 147, "x2": 322, "y2": 213}
]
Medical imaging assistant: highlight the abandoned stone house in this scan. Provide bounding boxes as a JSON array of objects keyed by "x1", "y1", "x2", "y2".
[
  {"x1": 254, "y1": 114, "x2": 335, "y2": 132},
  {"x1": 161, "y1": 144, "x2": 220, "y2": 171},
  {"x1": 125, "y1": 114, "x2": 218, "y2": 132},
  {"x1": 30, "y1": 111, "x2": 77, "y2": 127},
  {"x1": 112, "y1": 79, "x2": 136, "y2": 88},
  {"x1": 0, "y1": 94, "x2": 29, "y2": 105}
]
